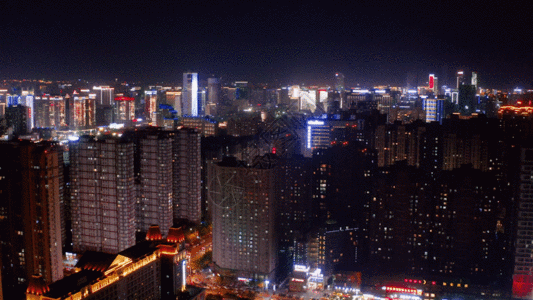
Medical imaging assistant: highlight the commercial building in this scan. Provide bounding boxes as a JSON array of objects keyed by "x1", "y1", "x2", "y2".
[
  {"x1": 181, "y1": 116, "x2": 217, "y2": 137},
  {"x1": 113, "y1": 96, "x2": 135, "y2": 123},
  {"x1": 25, "y1": 227, "x2": 190, "y2": 300},
  {"x1": 182, "y1": 73, "x2": 199, "y2": 116},
  {"x1": 0, "y1": 141, "x2": 64, "y2": 299},
  {"x1": 305, "y1": 114, "x2": 364, "y2": 156},
  {"x1": 70, "y1": 135, "x2": 136, "y2": 254}
]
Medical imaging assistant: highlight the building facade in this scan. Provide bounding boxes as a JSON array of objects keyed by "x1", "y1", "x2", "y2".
[
  {"x1": 0, "y1": 141, "x2": 64, "y2": 299},
  {"x1": 70, "y1": 136, "x2": 136, "y2": 254},
  {"x1": 210, "y1": 156, "x2": 277, "y2": 279}
]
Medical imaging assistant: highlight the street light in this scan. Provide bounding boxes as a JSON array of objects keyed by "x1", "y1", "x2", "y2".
[{"x1": 265, "y1": 280, "x2": 270, "y2": 290}]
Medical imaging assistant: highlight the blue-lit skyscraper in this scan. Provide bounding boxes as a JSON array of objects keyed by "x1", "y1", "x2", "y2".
[{"x1": 182, "y1": 72, "x2": 198, "y2": 116}]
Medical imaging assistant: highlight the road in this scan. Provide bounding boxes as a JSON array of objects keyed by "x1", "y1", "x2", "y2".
[{"x1": 189, "y1": 234, "x2": 212, "y2": 260}]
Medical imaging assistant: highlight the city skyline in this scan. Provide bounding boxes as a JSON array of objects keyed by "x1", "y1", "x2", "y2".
[{"x1": 1, "y1": 1, "x2": 532, "y2": 88}]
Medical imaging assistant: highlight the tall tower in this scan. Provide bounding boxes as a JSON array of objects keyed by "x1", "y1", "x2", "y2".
[
  {"x1": 133, "y1": 128, "x2": 174, "y2": 236},
  {"x1": 456, "y1": 70, "x2": 464, "y2": 89},
  {"x1": 173, "y1": 128, "x2": 202, "y2": 223},
  {"x1": 182, "y1": 72, "x2": 198, "y2": 116},
  {"x1": 0, "y1": 141, "x2": 64, "y2": 298},
  {"x1": 513, "y1": 148, "x2": 533, "y2": 299},
  {"x1": 70, "y1": 135, "x2": 136, "y2": 254},
  {"x1": 471, "y1": 71, "x2": 478, "y2": 91},
  {"x1": 335, "y1": 73, "x2": 345, "y2": 92}
]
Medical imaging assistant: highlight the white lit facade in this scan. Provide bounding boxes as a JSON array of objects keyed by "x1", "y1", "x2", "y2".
[{"x1": 182, "y1": 73, "x2": 198, "y2": 116}]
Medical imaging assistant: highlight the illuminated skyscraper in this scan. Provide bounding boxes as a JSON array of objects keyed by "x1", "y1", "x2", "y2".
[
  {"x1": 429, "y1": 74, "x2": 439, "y2": 94},
  {"x1": 456, "y1": 70, "x2": 464, "y2": 89},
  {"x1": 93, "y1": 86, "x2": 114, "y2": 106},
  {"x1": 471, "y1": 71, "x2": 478, "y2": 91},
  {"x1": 182, "y1": 72, "x2": 198, "y2": 116},
  {"x1": 144, "y1": 90, "x2": 158, "y2": 122},
  {"x1": 335, "y1": 73, "x2": 345, "y2": 92},
  {"x1": 114, "y1": 96, "x2": 135, "y2": 123}
]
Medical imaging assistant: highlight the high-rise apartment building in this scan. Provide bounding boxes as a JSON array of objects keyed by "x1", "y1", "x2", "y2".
[
  {"x1": 70, "y1": 135, "x2": 136, "y2": 254},
  {"x1": 173, "y1": 128, "x2": 202, "y2": 223},
  {"x1": 182, "y1": 72, "x2": 198, "y2": 116},
  {"x1": 513, "y1": 148, "x2": 533, "y2": 299},
  {"x1": 133, "y1": 128, "x2": 173, "y2": 236},
  {"x1": 209, "y1": 156, "x2": 277, "y2": 279},
  {"x1": 0, "y1": 141, "x2": 64, "y2": 299}
]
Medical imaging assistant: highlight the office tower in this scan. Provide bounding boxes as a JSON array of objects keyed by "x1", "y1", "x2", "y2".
[
  {"x1": 182, "y1": 72, "x2": 198, "y2": 116},
  {"x1": 25, "y1": 234, "x2": 189, "y2": 300},
  {"x1": 335, "y1": 73, "x2": 345, "y2": 92},
  {"x1": 133, "y1": 129, "x2": 173, "y2": 236},
  {"x1": 69, "y1": 94, "x2": 95, "y2": 129},
  {"x1": 5, "y1": 105, "x2": 30, "y2": 136},
  {"x1": 458, "y1": 84, "x2": 477, "y2": 115},
  {"x1": 429, "y1": 74, "x2": 439, "y2": 94},
  {"x1": 471, "y1": 71, "x2": 478, "y2": 90},
  {"x1": 0, "y1": 141, "x2": 64, "y2": 299},
  {"x1": 33, "y1": 96, "x2": 67, "y2": 129},
  {"x1": 70, "y1": 135, "x2": 136, "y2": 254},
  {"x1": 513, "y1": 148, "x2": 533, "y2": 299},
  {"x1": 114, "y1": 96, "x2": 135, "y2": 123},
  {"x1": 456, "y1": 70, "x2": 464, "y2": 89},
  {"x1": 207, "y1": 77, "x2": 220, "y2": 115},
  {"x1": 144, "y1": 90, "x2": 158, "y2": 122},
  {"x1": 209, "y1": 156, "x2": 277, "y2": 279},
  {"x1": 173, "y1": 128, "x2": 202, "y2": 223},
  {"x1": 166, "y1": 90, "x2": 182, "y2": 116},
  {"x1": 424, "y1": 97, "x2": 445, "y2": 123},
  {"x1": 305, "y1": 115, "x2": 363, "y2": 156},
  {"x1": 93, "y1": 86, "x2": 114, "y2": 106},
  {"x1": 181, "y1": 116, "x2": 217, "y2": 137},
  {"x1": 198, "y1": 87, "x2": 207, "y2": 116},
  {"x1": 234, "y1": 81, "x2": 249, "y2": 100}
]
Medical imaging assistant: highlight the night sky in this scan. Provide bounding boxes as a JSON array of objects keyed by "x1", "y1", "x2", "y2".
[{"x1": 1, "y1": 1, "x2": 532, "y2": 88}]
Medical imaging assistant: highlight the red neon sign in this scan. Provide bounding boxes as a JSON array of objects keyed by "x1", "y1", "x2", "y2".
[
  {"x1": 114, "y1": 97, "x2": 135, "y2": 101},
  {"x1": 429, "y1": 75, "x2": 435, "y2": 89}
]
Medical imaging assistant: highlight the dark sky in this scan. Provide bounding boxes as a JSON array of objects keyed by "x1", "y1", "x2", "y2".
[{"x1": 1, "y1": 1, "x2": 532, "y2": 88}]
